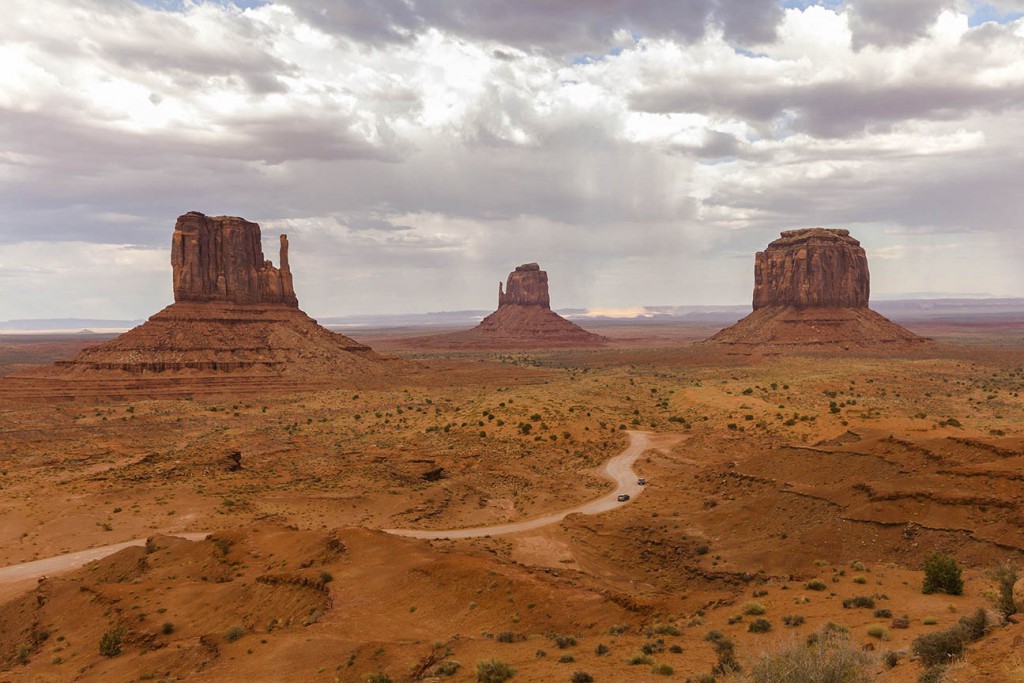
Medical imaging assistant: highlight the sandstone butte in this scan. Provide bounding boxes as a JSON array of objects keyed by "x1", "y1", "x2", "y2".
[
  {"x1": 26, "y1": 212, "x2": 392, "y2": 381},
  {"x1": 710, "y1": 227, "x2": 929, "y2": 349},
  {"x1": 418, "y1": 263, "x2": 606, "y2": 349}
]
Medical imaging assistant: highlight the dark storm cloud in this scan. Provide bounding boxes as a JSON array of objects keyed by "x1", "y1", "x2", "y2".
[
  {"x1": 632, "y1": 76, "x2": 1024, "y2": 139},
  {"x1": 283, "y1": 0, "x2": 785, "y2": 51},
  {"x1": 846, "y1": 0, "x2": 953, "y2": 49}
]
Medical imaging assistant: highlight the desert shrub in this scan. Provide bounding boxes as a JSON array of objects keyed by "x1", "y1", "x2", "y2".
[
  {"x1": 651, "y1": 663, "x2": 674, "y2": 675},
  {"x1": 842, "y1": 596, "x2": 875, "y2": 609},
  {"x1": 805, "y1": 579, "x2": 828, "y2": 591},
  {"x1": 224, "y1": 626, "x2": 245, "y2": 642},
  {"x1": 366, "y1": 675, "x2": 392, "y2": 683},
  {"x1": 742, "y1": 601, "x2": 767, "y2": 615},
  {"x1": 918, "y1": 665, "x2": 947, "y2": 683},
  {"x1": 990, "y1": 561, "x2": 1020, "y2": 616},
  {"x1": 782, "y1": 615, "x2": 805, "y2": 627},
  {"x1": 737, "y1": 628, "x2": 871, "y2": 683},
  {"x1": 705, "y1": 631, "x2": 741, "y2": 674},
  {"x1": 558, "y1": 654, "x2": 575, "y2": 663},
  {"x1": 628, "y1": 653, "x2": 654, "y2": 665},
  {"x1": 99, "y1": 627, "x2": 125, "y2": 658},
  {"x1": 874, "y1": 608, "x2": 892, "y2": 619},
  {"x1": 594, "y1": 643, "x2": 609, "y2": 656},
  {"x1": 912, "y1": 624, "x2": 971, "y2": 667},
  {"x1": 476, "y1": 658, "x2": 515, "y2": 683},
  {"x1": 433, "y1": 660, "x2": 461, "y2": 676},
  {"x1": 641, "y1": 639, "x2": 665, "y2": 655},
  {"x1": 607, "y1": 624, "x2": 629, "y2": 635},
  {"x1": 161, "y1": 622, "x2": 174, "y2": 635},
  {"x1": 852, "y1": 575, "x2": 867, "y2": 584},
  {"x1": 649, "y1": 623, "x2": 681, "y2": 636},
  {"x1": 496, "y1": 632, "x2": 524, "y2": 643},
  {"x1": 883, "y1": 650, "x2": 901, "y2": 668},
  {"x1": 956, "y1": 607, "x2": 989, "y2": 640},
  {"x1": 669, "y1": 644, "x2": 683, "y2": 653},
  {"x1": 748, "y1": 619, "x2": 772, "y2": 633},
  {"x1": 891, "y1": 615, "x2": 910, "y2": 629},
  {"x1": 922, "y1": 616, "x2": 938, "y2": 625},
  {"x1": 922, "y1": 553, "x2": 964, "y2": 596},
  {"x1": 553, "y1": 635, "x2": 577, "y2": 649},
  {"x1": 866, "y1": 625, "x2": 888, "y2": 640},
  {"x1": 570, "y1": 673, "x2": 593, "y2": 683}
]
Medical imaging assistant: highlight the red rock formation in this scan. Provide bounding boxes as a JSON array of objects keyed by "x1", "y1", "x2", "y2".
[
  {"x1": 171, "y1": 211, "x2": 298, "y2": 307},
  {"x1": 30, "y1": 212, "x2": 397, "y2": 382},
  {"x1": 412, "y1": 263, "x2": 606, "y2": 349},
  {"x1": 498, "y1": 263, "x2": 551, "y2": 308},
  {"x1": 711, "y1": 228, "x2": 928, "y2": 350},
  {"x1": 753, "y1": 229, "x2": 869, "y2": 310}
]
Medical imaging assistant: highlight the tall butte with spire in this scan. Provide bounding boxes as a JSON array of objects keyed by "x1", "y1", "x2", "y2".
[
  {"x1": 420, "y1": 263, "x2": 606, "y2": 349},
  {"x1": 37, "y1": 211, "x2": 390, "y2": 380},
  {"x1": 710, "y1": 228, "x2": 929, "y2": 349}
]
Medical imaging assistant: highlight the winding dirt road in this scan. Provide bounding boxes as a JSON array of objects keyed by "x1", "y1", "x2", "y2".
[
  {"x1": 383, "y1": 430, "x2": 650, "y2": 539},
  {"x1": 0, "y1": 431, "x2": 650, "y2": 586},
  {"x1": 0, "y1": 532, "x2": 209, "y2": 587}
]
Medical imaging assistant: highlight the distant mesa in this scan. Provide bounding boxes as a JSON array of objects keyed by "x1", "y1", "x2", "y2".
[
  {"x1": 414, "y1": 263, "x2": 606, "y2": 349},
  {"x1": 710, "y1": 228, "x2": 929, "y2": 349},
  {"x1": 35, "y1": 211, "x2": 391, "y2": 377}
]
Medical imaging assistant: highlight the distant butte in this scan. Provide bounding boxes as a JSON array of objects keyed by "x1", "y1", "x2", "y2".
[
  {"x1": 33, "y1": 212, "x2": 393, "y2": 379},
  {"x1": 415, "y1": 263, "x2": 606, "y2": 349},
  {"x1": 710, "y1": 228, "x2": 929, "y2": 350}
]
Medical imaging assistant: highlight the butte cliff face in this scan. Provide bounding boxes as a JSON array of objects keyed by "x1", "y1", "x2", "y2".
[
  {"x1": 27, "y1": 212, "x2": 394, "y2": 388},
  {"x1": 171, "y1": 211, "x2": 298, "y2": 307},
  {"x1": 498, "y1": 263, "x2": 551, "y2": 308},
  {"x1": 415, "y1": 263, "x2": 605, "y2": 349},
  {"x1": 753, "y1": 229, "x2": 869, "y2": 310},
  {"x1": 711, "y1": 228, "x2": 927, "y2": 350}
]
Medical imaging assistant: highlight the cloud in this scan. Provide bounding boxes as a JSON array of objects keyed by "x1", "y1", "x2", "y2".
[
  {"x1": 1, "y1": 1, "x2": 1023, "y2": 319},
  {"x1": 282, "y1": 0, "x2": 786, "y2": 52}
]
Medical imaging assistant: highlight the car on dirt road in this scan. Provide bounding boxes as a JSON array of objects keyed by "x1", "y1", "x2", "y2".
[
  {"x1": 637, "y1": 478, "x2": 646, "y2": 485},
  {"x1": 617, "y1": 493, "x2": 630, "y2": 502}
]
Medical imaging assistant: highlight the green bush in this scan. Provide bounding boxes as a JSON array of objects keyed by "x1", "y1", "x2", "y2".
[
  {"x1": 805, "y1": 579, "x2": 828, "y2": 591},
  {"x1": 367, "y1": 675, "x2": 392, "y2": 683},
  {"x1": 628, "y1": 653, "x2": 653, "y2": 665},
  {"x1": 570, "y1": 673, "x2": 593, "y2": 683},
  {"x1": 476, "y1": 658, "x2": 516, "y2": 683},
  {"x1": 747, "y1": 618, "x2": 772, "y2": 633},
  {"x1": 922, "y1": 553, "x2": 964, "y2": 595},
  {"x1": 705, "y1": 631, "x2": 740, "y2": 674},
  {"x1": 742, "y1": 601, "x2": 767, "y2": 615},
  {"x1": 866, "y1": 625, "x2": 888, "y2": 640},
  {"x1": 652, "y1": 663, "x2": 674, "y2": 675},
  {"x1": 842, "y1": 596, "x2": 875, "y2": 609},
  {"x1": 224, "y1": 626, "x2": 245, "y2": 642},
  {"x1": 99, "y1": 627, "x2": 125, "y2": 658},
  {"x1": 991, "y1": 561, "x2": 1019, "y2": 616},
  {"x1": 912, "y1": 624, "x2": 971, "y2": 667},
  {"x1": 553, "y1": 635, "x2": 577, "y2": 649}
]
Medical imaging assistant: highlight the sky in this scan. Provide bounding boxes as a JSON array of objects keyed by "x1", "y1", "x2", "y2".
[{"x1": 1, "y1": 0, "x2": 1023, "y2": 320}]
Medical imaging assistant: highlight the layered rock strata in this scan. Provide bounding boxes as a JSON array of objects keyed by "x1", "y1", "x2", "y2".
[
  {"x1": 710, "y1": 228, "x2": 928, "y2": 349},
  {"x1": 37, "y1": 212, "x2": 389, "y2": 377}
]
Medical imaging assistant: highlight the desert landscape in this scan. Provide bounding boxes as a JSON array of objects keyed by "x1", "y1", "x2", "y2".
[
  {"x1": 4, "y1": 3, "x2": 1024, "y2": 682},
  {"x1": 0, "y1": 217, "x2": 1021, "y2": 683}
]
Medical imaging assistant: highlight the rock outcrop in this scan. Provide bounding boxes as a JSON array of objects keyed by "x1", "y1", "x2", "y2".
[
  {"x1": 498, "y1": 263, "x2": 550, "y2": 308},
  {"x1": 30, "y1": 212, "x2": 396, "y2": 385},
  {"x1": 710, "y1": 228, "x2": 928, "y2": 350},
  {"x1": 412, "y1": 263, "x2": 606, "y2": 349},
  {"x1": 172, "y1": 212, "x2": 297, "y2": 307},
  {"x1": 753, "y1": 229, "x2": 869, "y2": 310}
]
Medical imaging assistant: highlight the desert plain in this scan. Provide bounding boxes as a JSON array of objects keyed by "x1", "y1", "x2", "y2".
[{"x1": 0, "y1": 313, "x2": 1022, "y2": 683}]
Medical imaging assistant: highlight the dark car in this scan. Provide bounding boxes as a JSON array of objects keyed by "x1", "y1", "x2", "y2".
[
  {"x1": 637, "y1": 478, "x2": 646, "y2": 485},
  {"x1": 617, "y1": 493, "x2": 630, "y2": 502}
]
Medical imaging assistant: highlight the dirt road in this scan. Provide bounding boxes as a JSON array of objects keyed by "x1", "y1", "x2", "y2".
[
  {"x1": 383, "y1": 430, "x2": 650, "y2": 539},
  {"x1": 0, "y1": 431, "x2": 651, "y2": 584}
]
